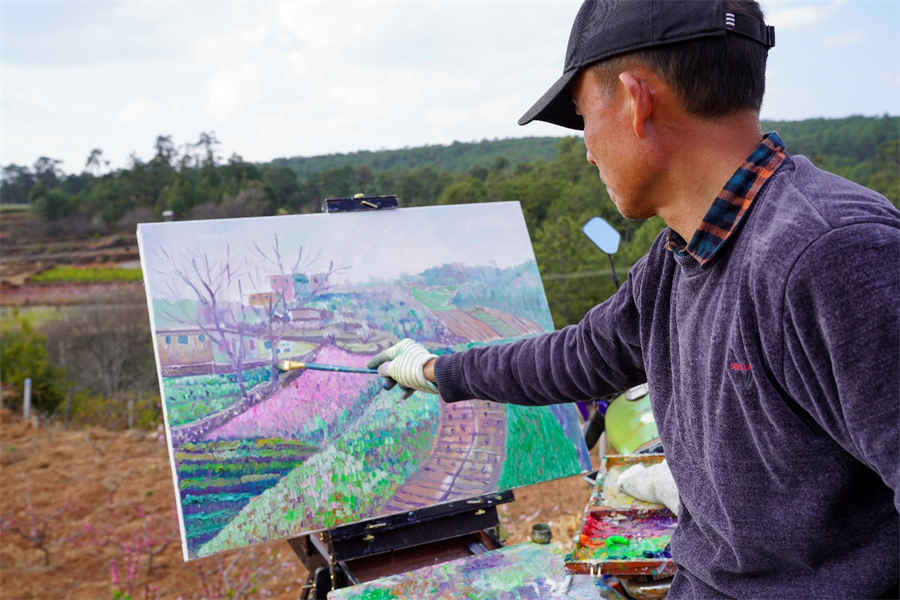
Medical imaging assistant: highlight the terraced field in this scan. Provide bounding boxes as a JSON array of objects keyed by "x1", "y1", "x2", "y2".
[{"x1": 174, "y1": 437, "x2": 320, "y2": 555}]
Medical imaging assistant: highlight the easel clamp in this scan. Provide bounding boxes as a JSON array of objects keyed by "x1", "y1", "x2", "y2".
[{"x1": 323, "y1": 195, "x2": 399, "y2": 213}]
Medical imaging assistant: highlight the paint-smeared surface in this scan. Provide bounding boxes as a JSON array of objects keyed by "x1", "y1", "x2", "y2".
[
  {"x1": 572, "y1": 509, "x2": 675, "y2": 561},
  {"x1": 137, "y1": 203, "x2": 591, "y2": 559},
  {"x1": 567, "y1": 455, "x2": 677, "y2": 577},
  {"x1": 328, "y1": 543, "x2": 627, "y2": 599}
]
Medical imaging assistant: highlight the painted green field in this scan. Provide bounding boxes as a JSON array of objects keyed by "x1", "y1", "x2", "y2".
[
  {"x1": 410, "y1": 287, "x2": 456, "y2": 311},
  {"x1": 163, "y1": 367, "x2": 271, "y2": 426},
  {"x1": 174, "y1": 437, "x2": 321, "y2": 555},
  {"x1": 496, "y1": 403, "x2": 582, "y2": 490},
  {"x1": 197, "y1": 388, "x2": 440, "y2": 557}
]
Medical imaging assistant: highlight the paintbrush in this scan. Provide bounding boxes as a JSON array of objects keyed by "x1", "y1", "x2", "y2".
[{"x1": 277, "y1": 360, "x2": 379, "y2": 375}]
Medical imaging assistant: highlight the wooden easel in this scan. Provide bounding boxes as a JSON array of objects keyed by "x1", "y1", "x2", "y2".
[{"x1": 289, "y1": 490, "x2": 514, "y2": 599}]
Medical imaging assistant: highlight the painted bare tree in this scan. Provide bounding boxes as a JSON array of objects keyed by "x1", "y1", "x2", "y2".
[
  {"x1": 157, "y1": 245, "x2": 252, "y2": 398},
  {"x1": 248, "y1": 234, "x2": 307, "y2": 384},
  {"x1": 249, "y1": 235, "x2": 348, "y2": 383},
  {"x1": 307, "y1": 260, "x2": 346, "y2": 297}
]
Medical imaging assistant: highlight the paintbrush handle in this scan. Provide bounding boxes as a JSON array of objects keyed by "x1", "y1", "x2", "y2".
[
  {"x1": 303, "y1": 362, "x2": 379, "y2": 374},
  {"x1": 282, "y1": 361, "x2": 379, "y2": 375}
]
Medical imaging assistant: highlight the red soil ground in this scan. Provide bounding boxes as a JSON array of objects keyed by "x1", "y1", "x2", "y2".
[{"x1": 0, "y1": 409, "x2": 599, "y2": 599}]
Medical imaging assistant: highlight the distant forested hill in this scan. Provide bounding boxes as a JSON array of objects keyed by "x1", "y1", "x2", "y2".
[
  {"x1": 270, "y1": 137, "x2": 562, "y2": 178},
  {"x1": 4, "y1": 115, "x2": 897, "y2": 326},
  {"x1": 762, "y1": 115, "x2": 899, "y2": 201},
  {"x1": 762, "y1": 114, "x2": 897, "y2": 162},
  {"x1": 267, "y1": 115, "x2": 898, "y2": 186}
]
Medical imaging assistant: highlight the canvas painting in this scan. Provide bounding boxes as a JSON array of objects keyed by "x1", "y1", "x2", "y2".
[{"x1": 138, "y1": 202, "x2": 591, "y2": 560}]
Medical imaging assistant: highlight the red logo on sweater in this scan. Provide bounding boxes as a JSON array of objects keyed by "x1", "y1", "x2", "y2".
[{"x1": 729, "y1": 361, "x2": 751, "y2": 372}]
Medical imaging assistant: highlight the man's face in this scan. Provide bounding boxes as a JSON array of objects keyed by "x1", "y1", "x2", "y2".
[{"x1": 571, "y1": 67, "x2": 657, "y2": 220}]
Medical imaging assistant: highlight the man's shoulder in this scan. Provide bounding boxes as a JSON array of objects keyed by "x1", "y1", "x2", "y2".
[
  {"x1": 760, "y1": 155, "x2": 899, "y2": 234},
  {"x1": 743, "y1": 155, "x2": 900, "y2": 295}
]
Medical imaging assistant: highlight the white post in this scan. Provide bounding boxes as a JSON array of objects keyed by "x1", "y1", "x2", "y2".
[{"x1": 23, "y1": 377, "x2": 32, "y2": 420}]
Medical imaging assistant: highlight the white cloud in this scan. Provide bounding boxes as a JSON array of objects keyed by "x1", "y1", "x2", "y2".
[
  {"x1": 2, "y1": 0, "x2": 897, "y2": 171},
  {"x1": 765, "y1": 0, "x2": 846, "y2": 29},
  {"x1": 206, "y1": 65, "x2": 263, "y2": 121},
  {"x1": 880, "y1": 71, "x2": 900, "y2": 87},
  {"x1": 824, "y1": 30, "x2": 863, "y2": 47},
  {"x1": 117, "y1": 97, "x2": 158, "y2": 122}
]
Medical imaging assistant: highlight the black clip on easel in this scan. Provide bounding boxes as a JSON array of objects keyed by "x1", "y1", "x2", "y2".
[{"x1": 289, "y1": 195, "x2": 515, "y2": 599}]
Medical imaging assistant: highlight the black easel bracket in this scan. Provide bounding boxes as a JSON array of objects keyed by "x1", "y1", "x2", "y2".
[
  {"x1": 289, "y1": 490, "x2": 514, "y2": 599},
  {"x1": 323, "y1": 195, "x2": 399, "y2": 213},
  {"x1": 329, "y1": 490, "x2": 514, "y2": 561}
]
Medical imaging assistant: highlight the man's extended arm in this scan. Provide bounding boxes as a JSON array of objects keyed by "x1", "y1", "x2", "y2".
[{"x1": 372, "y1": 258, "x2": 650, "y2": 406}]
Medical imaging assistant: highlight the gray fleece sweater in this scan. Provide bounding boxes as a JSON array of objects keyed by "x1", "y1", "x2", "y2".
[{"x1": 435, "y1": 155, "x2": 900, "y2": 598}]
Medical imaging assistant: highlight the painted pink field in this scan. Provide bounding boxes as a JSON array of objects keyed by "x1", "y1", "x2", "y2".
[{"x1": 203, "y1": 346, "x2": 374, "y2": 441}]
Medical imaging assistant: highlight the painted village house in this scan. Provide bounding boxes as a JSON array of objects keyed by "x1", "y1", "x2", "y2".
[
  {"x1": 268, "y1": 274, "x2": 295, "y2": 303},
  {"x1": 156, "y1": 328, "x2": 214, "y2": 367},
  {"x1": 248, "y1": 292, "x2": 275, "y2": 307}
]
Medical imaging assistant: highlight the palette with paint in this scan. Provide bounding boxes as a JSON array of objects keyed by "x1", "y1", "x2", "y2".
[{"x1": 566, "y1": 454, "x2": 677, "y2": 578}]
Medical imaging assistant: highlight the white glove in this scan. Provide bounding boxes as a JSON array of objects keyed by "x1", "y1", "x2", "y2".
[
  {"x1": 366, "y1": 338, "x2": 439, "y2": 397},
  {"x1": 617, "y1": 459, "x2": 680, "y2": 516}
]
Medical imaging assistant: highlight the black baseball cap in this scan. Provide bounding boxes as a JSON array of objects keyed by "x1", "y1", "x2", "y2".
[{"x1": 518, "y1": 0, "x2": 775, "y2": 130}]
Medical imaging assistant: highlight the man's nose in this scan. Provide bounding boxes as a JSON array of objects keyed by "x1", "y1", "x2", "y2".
[{"x1": 586, "y1": 149, "x2": 598, "y2": 168}]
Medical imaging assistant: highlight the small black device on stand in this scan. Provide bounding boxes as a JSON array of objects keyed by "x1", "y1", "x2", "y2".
[{"x1": 289, "y1": 195, "x2": 515, "y2": 599}]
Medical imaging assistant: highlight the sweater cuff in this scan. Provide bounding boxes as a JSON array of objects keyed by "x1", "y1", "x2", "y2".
[{"x1": 434, "y1": 353, "x2": 472, "y2": 403}]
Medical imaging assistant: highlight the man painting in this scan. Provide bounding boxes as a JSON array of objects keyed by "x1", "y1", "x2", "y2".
[{"x1": 370, "y1": 1, "x2": 899, "y2": 596}]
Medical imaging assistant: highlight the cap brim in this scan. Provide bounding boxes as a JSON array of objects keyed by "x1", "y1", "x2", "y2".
[{"x1": 517, "y1": 68, "x2": 584, "y2": 130}]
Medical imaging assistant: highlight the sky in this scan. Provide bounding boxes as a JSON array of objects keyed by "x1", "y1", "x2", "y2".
[
  {"x1": 138, "y1": 202, "x2": 538, "y2": 299},
  {"x1": 1, "y1": 0, "x2": 898, "y2": 174}
]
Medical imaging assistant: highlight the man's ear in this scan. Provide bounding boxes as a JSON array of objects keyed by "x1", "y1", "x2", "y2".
[{"x1": 619, "y1": 71, "x2": 652, "y2": 138}]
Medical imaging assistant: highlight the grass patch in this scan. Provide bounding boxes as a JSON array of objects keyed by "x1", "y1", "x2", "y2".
[
  {"x1": 0, "y1": 307, "x2": 66, "y2": 332},
  {"x1": 496, "y1": 404, "x2": 582, "y2": 490},
  {"x1": 31, "y1": 265, "x2": 143, "y2": 283}
]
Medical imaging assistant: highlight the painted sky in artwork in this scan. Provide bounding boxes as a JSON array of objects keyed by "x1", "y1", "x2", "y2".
[
  {"x1": 141, "y1": 202, "x2": 538, "y2": 299},
  {"x1": 138, "y1": 201, "x2": 590, "y2": 559}
]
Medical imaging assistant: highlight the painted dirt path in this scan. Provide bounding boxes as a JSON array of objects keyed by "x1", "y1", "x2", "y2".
[{"x1": 381, "y1": 399, "x2": 506, "y2": 513}]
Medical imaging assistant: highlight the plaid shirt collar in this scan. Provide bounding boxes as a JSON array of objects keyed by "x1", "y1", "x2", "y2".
[{"x1": 665, "y1": 132, "x2": 787, "y2": 268}]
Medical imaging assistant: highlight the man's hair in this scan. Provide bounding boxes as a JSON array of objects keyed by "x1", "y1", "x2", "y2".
[{"x1": 592, "y1": 0, "x2": 768, "y2": 117}]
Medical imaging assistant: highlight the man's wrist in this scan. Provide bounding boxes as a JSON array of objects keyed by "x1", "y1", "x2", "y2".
[{"x1": 424, "y1": 358, "x2": 437, "y2": 383}]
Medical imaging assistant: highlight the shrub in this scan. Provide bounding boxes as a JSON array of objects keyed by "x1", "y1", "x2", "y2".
[{"x1": 0, "y1": 318, "x2": 64, "y2": 413}]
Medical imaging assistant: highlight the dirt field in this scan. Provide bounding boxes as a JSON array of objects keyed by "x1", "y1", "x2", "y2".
[
  {"x1": 0, "y1": 207, "x2": 141, "y2": 306},
  {"x1": 0, "y1": 409, "x2": 599, "y2": 599}
]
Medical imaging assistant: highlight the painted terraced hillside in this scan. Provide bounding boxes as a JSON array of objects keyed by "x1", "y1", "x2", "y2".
[{"x1": 138, "y1": 202, "x2": 591, "y2": 559}]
